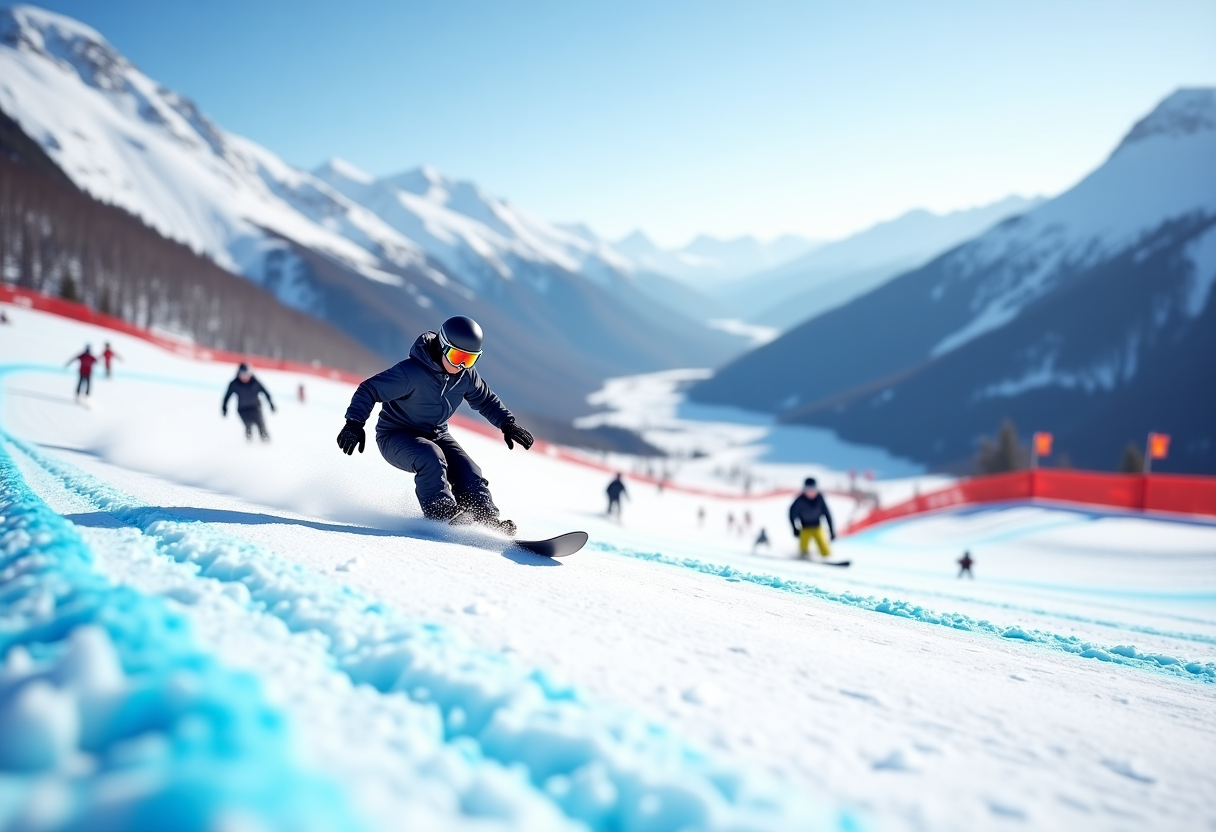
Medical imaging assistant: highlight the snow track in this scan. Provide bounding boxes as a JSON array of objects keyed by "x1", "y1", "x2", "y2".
[
  {"x1": 589, "y1": 541, "x2": 1216, "y2": 682},
  {"x1": 3, "y1": 435, "x2": 847, "y2": 832}
]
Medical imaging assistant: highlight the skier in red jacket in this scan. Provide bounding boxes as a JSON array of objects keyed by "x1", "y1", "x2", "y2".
[
  {"x1": 102, "y1": 342, "x2": 120, "y2": 378},
  {"x1": 66, "y1": 345, "x2": 98, "y2": 399}
]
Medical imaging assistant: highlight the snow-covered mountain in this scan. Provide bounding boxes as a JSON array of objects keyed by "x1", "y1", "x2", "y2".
[
  {"x1": 312, "y1": 159, "x2": 636, "y2": 292},
  {"x1": 0, "y1": 4, "x2": 740, "y2": 423},
  {"x1": 691, "y1": 89, "x2": 1216, "y2": 473},
  {"x1": 0, "y1": 6, "x2": 431, "y2": 296},
  {"x1": 719, "y1": 196, "x2": 1042, "y2": 330},
  {"x1": 613, "y1": 231, "x2": 822, "y2": 286}
]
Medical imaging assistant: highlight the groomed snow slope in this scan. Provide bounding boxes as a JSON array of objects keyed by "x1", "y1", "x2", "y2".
[{"x1": 2, "y1": 303, "x2": 1215, "y2": 832}]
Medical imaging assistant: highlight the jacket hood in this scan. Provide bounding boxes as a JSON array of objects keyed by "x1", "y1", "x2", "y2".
[{"x1": 410, "y1": 331, "x2": 459, "y2": 376}]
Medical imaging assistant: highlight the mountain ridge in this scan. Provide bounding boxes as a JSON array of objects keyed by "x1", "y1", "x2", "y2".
[{"x1": 690, "y1": 88, "x2": 1216, "y2": 473}]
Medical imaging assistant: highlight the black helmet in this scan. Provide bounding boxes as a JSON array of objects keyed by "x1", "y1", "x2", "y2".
[
  {"x1": 804, "y1": 477, "x2": 818, "y2": 488},
  {"x1": 439, "y1": 316, "x2": 483, "y2": 353}
]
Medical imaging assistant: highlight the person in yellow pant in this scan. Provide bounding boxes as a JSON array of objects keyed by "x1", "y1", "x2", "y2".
[
  {"x1": 799, "y1": 524, "x2": 832, "y2": 558},
  {"x1": 790, "y1": 477, "x2": 836, "y2": 558}
]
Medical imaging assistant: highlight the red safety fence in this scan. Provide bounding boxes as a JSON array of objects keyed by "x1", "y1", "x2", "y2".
[
  {"x1": 1, "y1": 284, "x2": 806, "y2": 501},
  {"x1": 844, "y1": 468, "x2": 1216, "y2": 534},
  {"x1": 0, "y1": 284, "x2": 365, "y2": 385}
]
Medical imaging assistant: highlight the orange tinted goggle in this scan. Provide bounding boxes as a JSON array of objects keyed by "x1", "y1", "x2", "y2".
[{"x1": 444, "y1": 345, "x2": 480, "y2": 368}]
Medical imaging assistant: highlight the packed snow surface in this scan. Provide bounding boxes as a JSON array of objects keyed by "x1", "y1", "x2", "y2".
[{"x1": 2, "y1": 303, "x2": 1215, "y2": 832}]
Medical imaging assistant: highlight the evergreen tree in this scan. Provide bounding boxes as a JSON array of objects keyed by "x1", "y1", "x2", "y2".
[
  {"x1": 1119, "y1": 442, "x2": 1145, "y2": 474},
  {"x1": 59, "y1": 273, "x2": 78, "y2": 302},
  {"x1": 976, "y1": 419, "x2": 1028, "y2": 473}
]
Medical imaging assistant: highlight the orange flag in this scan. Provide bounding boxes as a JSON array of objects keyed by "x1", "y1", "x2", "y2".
[
  {"x1": 1148, "y1": 433, "x2": 1170, "y2": 460},
  {"x1": 1033, "y1": 432, "x2": 1053, "y2": 457}
]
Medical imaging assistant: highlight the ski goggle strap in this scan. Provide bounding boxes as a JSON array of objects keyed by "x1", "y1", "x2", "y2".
[{"x1": 439, "y1": 332, "x2": 481, "y2": 368}]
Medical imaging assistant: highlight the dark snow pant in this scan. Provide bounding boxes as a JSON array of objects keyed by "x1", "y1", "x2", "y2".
[
  {"x1": 607, "y1": 496, "x2": 621, "y2": 517},
  {"x1": 238, "y1": 406, "x2": 269, "y2": 442},
  {"x1": 377, "y1": 430, "x2": 498, "y2": 521},
  {"x1": 76, "y1": 374, "x2": 91, "y2": 396}
]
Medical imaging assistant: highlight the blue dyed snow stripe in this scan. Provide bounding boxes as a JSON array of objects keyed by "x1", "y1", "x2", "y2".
[
  {"x1": 0, "y1": 441, "x2": 365, "y2": 832},
  {"x1": 9, "y1": 436, "x2": 859, "y2": 832},
  {"x1": 590, "y1": 542, "x2": 1216, "y2": 684}
]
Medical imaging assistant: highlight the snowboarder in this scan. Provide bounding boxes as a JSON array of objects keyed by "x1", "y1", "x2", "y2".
[
  {"x1": 222, "y1": 363, "x2": 275, "y2": 442},
  {"x1": 66, "y1": 345, "x2": 97, "y2": 399},
  {"x1": 790, "y1": 477, "x2": 836, "y2": 559},
  {"x1": 697, "y1": 506, "x2": 706, "y2": 527},
  {"x1": 607, "y1": 473, "x2": 628, "y2": 518},
  {"x1": 752, "y1": 527, "x2": 770, "y2": 555},
  {"x1": 958, "y1": 550, "x2": 974, "y2": 579},
  {"x1": 335, "y1": 316, "x2": 533, "y2": 535},
  {"x1": 102, "y1": 342, "x2": 120, "y2": 378}
]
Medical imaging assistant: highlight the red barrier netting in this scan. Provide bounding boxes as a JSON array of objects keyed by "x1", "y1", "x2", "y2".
[
  {"x1": 846, "y1": 469, "x2": 1216, "y2": 533},
  {"x1": 0, "y1": 284, "x2": 365, "y2": 384}
]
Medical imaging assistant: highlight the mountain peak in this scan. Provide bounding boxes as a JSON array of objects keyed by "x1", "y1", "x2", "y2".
[
  {"x1": 314, "y1": 157, "x2": 373, "y2": 185},
  {"x1": 1114, "y1": 87, "x2": 1216, "y2": 154},
  {"x1": 1, "y1": 4, "x2": 129, "y2": 91},
  {"x1": 616, "y1": 229, "x2": 658, "y2": 250},
  {"x1": 384, "y1": 165, "x2": 449, "y2": 197}
]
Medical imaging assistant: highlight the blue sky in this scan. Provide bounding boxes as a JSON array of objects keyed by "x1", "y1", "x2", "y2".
[{"x1": 31, "y1": 0, "x2": 1216, "y2": 245}]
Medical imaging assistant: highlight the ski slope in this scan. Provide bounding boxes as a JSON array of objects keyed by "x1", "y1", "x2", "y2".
[{"x1": 2, "y1": 303, "x2": 1215, "y2": 832}]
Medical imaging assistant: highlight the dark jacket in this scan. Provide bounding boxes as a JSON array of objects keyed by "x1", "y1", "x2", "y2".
[
  {"x1": 345, "y1": 332, "x2": 513, "y2": 438},
  {"x1": 789, "y1": 492, "x2": 835, "y2": 536},
  {"x1": 607, "y1": 478, "x2": 627, "y2": 500},
  {"x1": 223, "y1": 376, "x2": 273, "y2": 412}
]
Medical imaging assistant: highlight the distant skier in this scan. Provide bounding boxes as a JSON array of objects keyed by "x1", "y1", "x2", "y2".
[
  {"x1": 102, "y1": 342, "x2": 120, "y2": 378},
  {"x1": 790, "y1": 477, "x2": 836, "y2": 559},
  {"x1": 336, "y1": 316, "x2": 533, "y2": 535},
  {"x1": 0, "y1": 309, "x2": 10, "y2": 324},
  {"x1": 607, "y1": 473, "x2": 628, "y2": 518},
  {"x1": 697, "y1": 506, "x2": 706, "y2": 527},
  {"x1": 222, "y1": 363, "x2": 275, "y2": 442},
  {"x1": 958, "y1": 551, "x2": 974, "y2": 579},
  {"x1": 66, "y1": 345, "x2": 97, "y2": 399},
  {"x1": 752, "y1": 527, "x2": 770, "y2": 555}
]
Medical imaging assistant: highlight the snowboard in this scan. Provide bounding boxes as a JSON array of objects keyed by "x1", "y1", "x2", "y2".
[
  {"x1": 512, "y1": 531, "x2": 588, "y2": 558},
  {"x1": 812, "y1": 559, "x2": 851, "y2": 568}
]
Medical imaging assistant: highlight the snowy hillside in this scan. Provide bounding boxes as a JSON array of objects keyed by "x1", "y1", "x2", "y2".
[
  {"x1": 0, "y1": 4, "x2": 742, "y2": 425},
  {"x1": 4, "y1": 294, "x2": 1216, "y2": 832},
  {"x1": 0, "y1": 6, "x2": 425, "y2": 291},
  {"x1": 693, "y1": 89, "x2": 1216, "y2": 473}
]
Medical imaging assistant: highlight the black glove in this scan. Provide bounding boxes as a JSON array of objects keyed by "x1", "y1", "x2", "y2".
[
  {"x1": 336, "y1": 420, "x2": 365, "y2": 455},
  {"x1": 830, "y1": 532, "x2": 837, "y2": 541},
  {"x1": 269, "y1": 403, "x2": 276, "y2": 413},
  {"x1": 222, "y1": 407, "x2": 227, "y2": 417},
  {"x1": 792, "y1": 527, "x2": 801, "y2": 538},
  {"x1": 502, "y1": 419, "x2": 534, "y2": 451}
]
